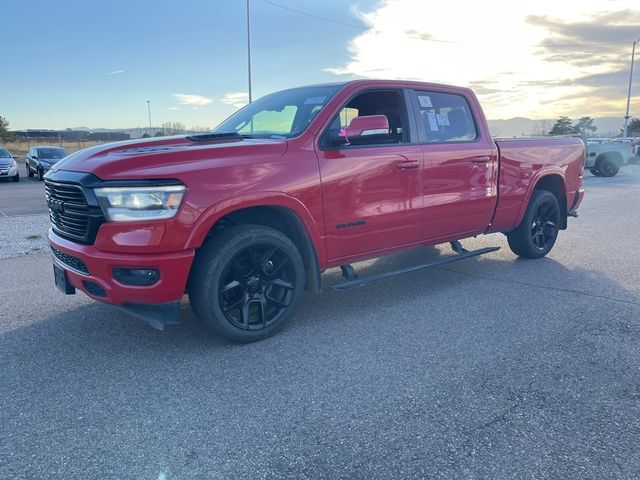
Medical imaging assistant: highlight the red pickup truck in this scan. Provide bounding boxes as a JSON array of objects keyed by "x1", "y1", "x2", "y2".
[{"x1": 46, "y1": 80, "x2": 585, "y2": 341}]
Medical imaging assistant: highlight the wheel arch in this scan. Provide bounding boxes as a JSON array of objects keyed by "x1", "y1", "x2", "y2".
[
  {"x1": 186, "y1": 194, "x2": 324, "y2": 293},
  {"x1": 517, "y1": 171, "x2": 568, "y2": 230}
]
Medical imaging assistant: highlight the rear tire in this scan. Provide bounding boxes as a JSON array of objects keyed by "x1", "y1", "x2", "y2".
[
  {"x1": 597, "y1": 158, "x2": 619, "y2": 177},
  {"x1": 189, "y1": 225, "x2": 305, "y2": 343},
  {"x1": 507, "y1": 190, "x2": 561, "y2": 259},
  {"x1": 589, "y1": 168, "x2": 600, "y2": 176}
]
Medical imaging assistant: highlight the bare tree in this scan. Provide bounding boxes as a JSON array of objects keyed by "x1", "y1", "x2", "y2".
[
  {"x1": 161, "y1": 122, "x2": 187, "y2": 135},
  {"x1": 189, "y1": 125, "x2": 210, "y2": 133}
]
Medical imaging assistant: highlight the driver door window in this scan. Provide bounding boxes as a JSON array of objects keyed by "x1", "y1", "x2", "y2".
[{"x1": 321, "y1": 90, "x2": 409, "y2": 148}]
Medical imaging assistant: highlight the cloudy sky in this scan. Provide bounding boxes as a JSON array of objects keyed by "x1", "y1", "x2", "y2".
[{"x1": 1, "y1": 0, "x2": 639, "y2": 130}]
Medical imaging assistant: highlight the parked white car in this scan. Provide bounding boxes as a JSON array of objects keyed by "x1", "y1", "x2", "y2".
[
  {"x1": 586, "y1": 142, "x2": 635, "y2": 177},
  {"x1": 0, "y1": 146, "x2": 20, "y2": 182},
  {"x1": 586, "y1": 137, "x2": 611, "y2": 145}
]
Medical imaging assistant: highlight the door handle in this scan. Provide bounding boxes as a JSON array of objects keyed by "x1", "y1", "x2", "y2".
[
  {"x1": 395, "y1": 160, "x2": 420, "y2": 170},
  {"x1": 470, "y1": 156, "x2": 492, "y2": 164}
]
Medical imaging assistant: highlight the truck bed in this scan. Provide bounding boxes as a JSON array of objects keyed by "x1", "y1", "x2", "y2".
[{"x1": 490, "y1": 137, "x2": 585, "y2": 233}]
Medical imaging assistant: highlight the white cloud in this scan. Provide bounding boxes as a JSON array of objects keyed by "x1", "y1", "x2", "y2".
[
  {"x1": 221, "y1": 92, "x2": 249, "y2": 109},
  {"x1": 95, "y1": 70, "x2": 124, "y2": 77},
  {"x1": 166, "y1": 107, "x2": 181, "y2": 111},
  {"x1": 173, "y1": 93, "x2": 213, "y2": 106},
  {"x1": 327, "y1": 0, "x2": 640, "y2": 118}
]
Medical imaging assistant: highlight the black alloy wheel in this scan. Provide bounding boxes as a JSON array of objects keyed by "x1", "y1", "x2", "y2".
[
  {"x1": 189, "y1": 224, "x2": 305, "y2": 342},
  {"x1": 507, "y1": 190, "x2": 561, "y2": 258},
  {"x1": 219, "y1": 244, "x2": 296, "y2": 331},
  {"x1": 530, "y1": 199, "x2": 558, "y2": 253}
]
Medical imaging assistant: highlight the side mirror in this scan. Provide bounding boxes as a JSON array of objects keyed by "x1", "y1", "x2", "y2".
[
  {"x1": 11, "y1": 155, "x2": 18, "y2": 159},
  {"x1": 342, "y1": 115, "x2": 389, "y2": 139}
]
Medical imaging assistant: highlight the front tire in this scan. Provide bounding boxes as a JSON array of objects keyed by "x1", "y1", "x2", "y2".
[
  {"x1": 507, "y1": 190, "x2": 561, "y2": 259},
  {"x1": 38, "y1": 168, "x2": 44, "y2": 181},
  {"x1": 589, "y1": 168, "x2": 600, "y2": 176},
  {"x1": 12, "y1": 173, "x2": 19, "y2": 182},
  {"x1": 189, "y1": 225, "x2": 305, "y2": 343},
  {"x1": 597, "y1": 158, "x2": 619, "y2": 177},
  {"x1": 26, "y1": 164, "x2": 33, "y2": 177}
]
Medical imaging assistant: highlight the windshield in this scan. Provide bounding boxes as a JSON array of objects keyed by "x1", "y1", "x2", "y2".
[
  {"x1": 38, "y1": 148, "x2": 69, "y2": 159},
  {"x1": 213, "y1": 85, "x2": 342, "y2": 139},
  {"x1": 0, "y1": 148, "x2": 10, "y2": 158}
]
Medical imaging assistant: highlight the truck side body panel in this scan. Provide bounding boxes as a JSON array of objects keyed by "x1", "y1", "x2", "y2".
[{"x1": 489, "y1": 138, "x2": 585, "y2": 233}]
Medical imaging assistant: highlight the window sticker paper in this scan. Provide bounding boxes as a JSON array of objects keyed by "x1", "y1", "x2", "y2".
[
  {"x1": 436, "y1": 114, "x2": 450, "y2": 126},
  {"x1": 418, "y1": 95, "x2": 433, "y2": 108},
  {"x1": 427, "y1": 112, "x2": 439, "y2": 131}
]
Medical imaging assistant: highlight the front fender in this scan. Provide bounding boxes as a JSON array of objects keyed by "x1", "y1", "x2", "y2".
[{"x1": 184, "y1": 192, "x2": 326, "y2": 265}]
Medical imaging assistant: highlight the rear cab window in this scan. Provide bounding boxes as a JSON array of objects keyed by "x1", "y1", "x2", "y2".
[{"x1": 411, "y1": 90, "x2": 478, "y2": 143}]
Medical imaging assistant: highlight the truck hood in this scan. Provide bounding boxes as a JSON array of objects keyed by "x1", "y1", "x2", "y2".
[{"x1": 51, "y1": 134, "x2": 288, "y2": 180}]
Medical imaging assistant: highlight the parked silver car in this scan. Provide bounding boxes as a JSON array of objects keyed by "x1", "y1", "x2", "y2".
[{"x1": 0, "y1": 146, "x2": 20, "y2": 182}]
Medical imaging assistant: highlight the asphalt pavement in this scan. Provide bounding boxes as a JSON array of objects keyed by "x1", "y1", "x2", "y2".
[
  {"x1": 0, "y1": 167, "x2": 48, "y2": 216},
  {"x1": 1, "y1": 167, "x2": 640, "y2": 479}
]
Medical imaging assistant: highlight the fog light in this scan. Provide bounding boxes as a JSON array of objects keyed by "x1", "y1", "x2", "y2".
[{"x1": 113, "y1": 268, "x2": 160, "y2": 286}]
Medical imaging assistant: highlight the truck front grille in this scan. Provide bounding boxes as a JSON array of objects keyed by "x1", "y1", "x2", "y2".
[
  {"x1": 45, "y1": 180, "x2": 103, "y2": 244},
  {"x1": 45, "y1": 181, "x2": 91, "y2": 241}
]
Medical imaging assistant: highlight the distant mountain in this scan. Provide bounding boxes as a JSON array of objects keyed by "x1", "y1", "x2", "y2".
[{"x1": 487, "y1": 117, "x2": 627, "y2": 138}]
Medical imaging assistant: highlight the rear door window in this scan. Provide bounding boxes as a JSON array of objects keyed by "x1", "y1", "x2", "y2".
[{"x1": 412, "y1": 90, "x2": 478, "y2": 143}]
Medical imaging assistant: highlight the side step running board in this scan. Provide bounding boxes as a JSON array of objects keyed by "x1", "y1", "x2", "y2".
[{"x1": 332, "y1": 246, "x2": 500, "y2": 291}]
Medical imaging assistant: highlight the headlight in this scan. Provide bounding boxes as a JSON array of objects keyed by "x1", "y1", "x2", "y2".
[
  {"x1": 40, "y1": 161, "x2": 51, "y2": 167},
  {"x1": 94, "y1": 185, "x2": 186, "y2": 222}
]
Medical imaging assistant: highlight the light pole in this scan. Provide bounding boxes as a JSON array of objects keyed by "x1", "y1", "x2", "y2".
[
  {"x1": 623, "y1": 38, "x2": 639, "y2": 139},
  {"x1": 147, "y1": 100, "x2": 152, "y2": 134},
  {"x1": 246, "y1": 0, "x2": 253, "y2": 103}
]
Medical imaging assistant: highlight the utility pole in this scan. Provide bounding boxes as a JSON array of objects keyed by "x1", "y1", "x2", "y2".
[
  {"x1": 623, "y1": 38, "x2": 639, "y2": 139},
  {"x1": 147, "y1": 100, "x2": 152, "y2": 135},
  {"x1": 246, "y1": 0, "x2": 252, "y2": 103}
]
